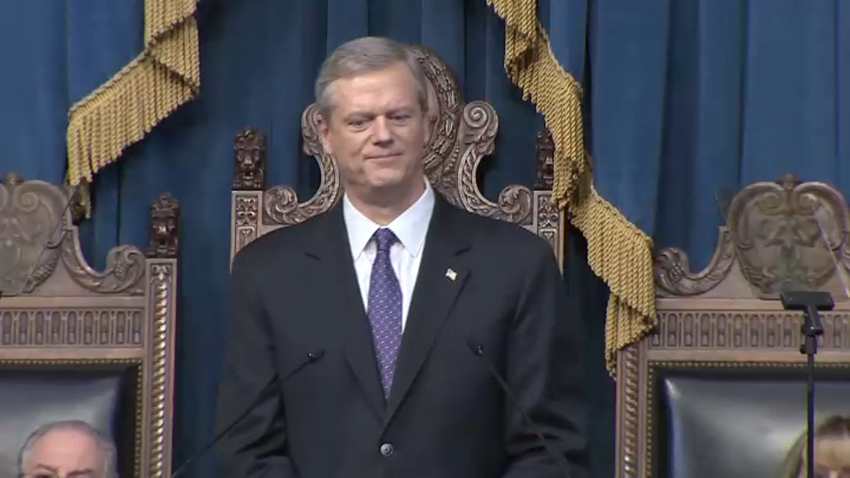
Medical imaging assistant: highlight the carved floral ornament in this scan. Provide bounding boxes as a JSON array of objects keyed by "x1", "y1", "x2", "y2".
[
  {"x1": 655, "y1": 175, "x2": 850, "y2": 299},
  {"x1": 0, "y1": 173, "x2": 179, "y2": 295}
]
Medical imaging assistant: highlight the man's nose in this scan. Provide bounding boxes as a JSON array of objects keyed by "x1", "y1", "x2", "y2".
[{"x1": 371, "y1": 116, "x2": 392, "y2": 144}]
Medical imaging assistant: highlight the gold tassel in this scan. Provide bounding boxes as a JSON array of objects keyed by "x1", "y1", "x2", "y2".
[
  {"x1": 66, "y1": 0, "x2": 200, "y2": 186},
  {"x1": 487, "y1": 0, "x2": 656, "y2": 376}
]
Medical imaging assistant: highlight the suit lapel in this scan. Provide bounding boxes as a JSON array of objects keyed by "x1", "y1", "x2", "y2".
[
  {"x1": 384, "y1": 198, "x2": 471, "y2": 424},
  {"x1": 308, "y1": 205, "x2": 385, "y2": 418}
]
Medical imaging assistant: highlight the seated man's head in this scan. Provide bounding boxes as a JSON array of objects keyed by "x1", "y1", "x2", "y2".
[
  {"x1": 17, "y1": 420, "x2": 116, "y2": 478},
  {"x1": 782, "y1": 415, "x2": 850, "y2": 478}
]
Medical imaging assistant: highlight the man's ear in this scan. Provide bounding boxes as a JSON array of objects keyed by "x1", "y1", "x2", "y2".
[{"x1": 317, "y1": 113, "x2": 334, "y2": 156}]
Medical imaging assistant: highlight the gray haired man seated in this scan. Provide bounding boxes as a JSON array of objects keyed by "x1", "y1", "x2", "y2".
[{"x1": 16, "y1": 420, "x2": 117, "y2": 478}]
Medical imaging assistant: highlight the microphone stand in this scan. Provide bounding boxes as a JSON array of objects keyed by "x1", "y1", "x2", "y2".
[{"x1": 780, "y1": 290, "x2": 834, "y2": 478}]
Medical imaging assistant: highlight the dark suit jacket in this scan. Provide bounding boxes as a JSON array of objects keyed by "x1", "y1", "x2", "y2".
[{"x1": 217, "y1": 196, "x2": 588, "y2": 478}]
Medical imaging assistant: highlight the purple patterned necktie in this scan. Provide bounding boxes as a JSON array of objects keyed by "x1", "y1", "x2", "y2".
[{"x1": 367, "y1": 228, "x2": 403, "y2": 398}]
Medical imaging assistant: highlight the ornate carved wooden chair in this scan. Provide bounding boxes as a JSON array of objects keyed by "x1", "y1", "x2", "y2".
[
  {"x1": 0, "y1": 173, "x2": 179, "y2": 478},
  {"x1": 229, "y1": 45, "x2": 563, "y2": 264},
  {"x1": 615, "y1": 175, "x2": 850, "y2": 478}
]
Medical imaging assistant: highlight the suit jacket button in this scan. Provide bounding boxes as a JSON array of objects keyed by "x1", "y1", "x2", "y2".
[{"x1": 380, "y1": 443, "x2": 394, "y2": 457}]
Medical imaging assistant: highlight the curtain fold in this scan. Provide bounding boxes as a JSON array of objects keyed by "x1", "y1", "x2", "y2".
[
  {"x1": 0, "y1": 0, "x2": 144, "y2": 266},
  {"x1": 487, "y1": 0, "x2": 656, "y2": 376},
  {"x1": 580, "y1": 0, "x2": 850, "y2": 270},
  {"x1": 0, "y1": 1, "x2": 143, "y2": 184}
]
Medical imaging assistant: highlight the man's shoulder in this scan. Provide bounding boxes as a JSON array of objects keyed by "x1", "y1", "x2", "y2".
[{"x1": 448, "y1": 205, "x2": 554, "y2": 261}]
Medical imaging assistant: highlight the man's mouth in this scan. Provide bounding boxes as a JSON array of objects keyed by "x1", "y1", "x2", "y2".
[{"x1": 365, "y1": 153, "x2": 402, "y2": 160}]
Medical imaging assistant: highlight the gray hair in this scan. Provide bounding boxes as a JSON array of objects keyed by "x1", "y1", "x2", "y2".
[
  {"x1": 314, "y1": 36, "x2": 429, "y2": 119},
  {"x1": 16, "y1": 420, "x2": 118, "y2": 478}
]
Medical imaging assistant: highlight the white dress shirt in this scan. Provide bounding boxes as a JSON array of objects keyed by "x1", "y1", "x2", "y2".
[{"x1": 342, "y1": 180, "x2": 435, "y2": 331}]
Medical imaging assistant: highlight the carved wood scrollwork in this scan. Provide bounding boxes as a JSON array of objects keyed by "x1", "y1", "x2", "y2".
[
  {"x1": 0, "y1": 173, "x2": 148, "y2": 295},
  {"x1": 62, "y1": 232, "x2": 146, "y2": 295},
  {"x1": 0, "y1": 173, "x2": 65, "y2": 293},
  {"x1": 263, "y1": 103, "x2": 341, "y2": 226},
  {"x1": 730, "y1": 175, "x2": 848, "y2": 296},
  {"x1": 655, "y1": 175, "x2": 850, "y2": 298},
  {"x1": 414, "y1": 45, "x2": 462, "y2": 197},
  {"x1": 455, "y1": 101, "x2": 532, "y2": 224},
  {"x1": 655, "y1": 228, "x2": 735, "y2": 296}
]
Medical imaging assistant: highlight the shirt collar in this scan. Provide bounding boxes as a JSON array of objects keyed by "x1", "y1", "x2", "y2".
[{"x1": 343, "y1": 179, "x2": 435, "y2": 260}]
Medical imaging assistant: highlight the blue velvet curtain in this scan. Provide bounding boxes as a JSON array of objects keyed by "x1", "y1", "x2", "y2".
[
  {"x1": 12, "y1": 1, "x2": 841, "y2": 477},
  {"x1": 549, "y1": 0, "x2": 850, "y2": 271},
  {"x1": 0, "y1": 0, "x2": 143, "y2": 183},
  {"x1": 535, "y1": 1, "x2": 850, "y2": 476},
  {"x1": 536, "y1": 5, "x2": 616, "y2": 476}
]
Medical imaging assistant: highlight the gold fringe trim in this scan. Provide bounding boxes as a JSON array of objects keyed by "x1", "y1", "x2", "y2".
[
  {"x1": 487, "y1": 0, "x2": 657, "y2": 375},
  {"x1": 66, "y1": 0, "x2": 200, "y2": 187}
]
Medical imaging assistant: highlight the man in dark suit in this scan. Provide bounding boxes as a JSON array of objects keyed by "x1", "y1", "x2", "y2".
[{"x1": 217, "y1": 36, "x2": 587, "y2": 478}]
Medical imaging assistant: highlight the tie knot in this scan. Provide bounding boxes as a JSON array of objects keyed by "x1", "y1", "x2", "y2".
[{"x1": 373, "y1": 228, "x2": 398, "y2": 252}]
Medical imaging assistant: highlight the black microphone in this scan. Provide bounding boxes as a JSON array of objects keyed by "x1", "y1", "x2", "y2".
[
  {"x1": 466, "y1": 338, "x2": 572, "y2": 478},
  {"x1": 171, "y1": 349, "x2": 325, "y2": 478}
]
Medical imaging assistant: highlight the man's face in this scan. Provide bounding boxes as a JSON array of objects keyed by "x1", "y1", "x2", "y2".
[
  {"x1": 24, "y1": 428, "x2": 106, "y2": 478},
  {"x1": 319, "y1": 61, "x2": 429, "y2": 203}
]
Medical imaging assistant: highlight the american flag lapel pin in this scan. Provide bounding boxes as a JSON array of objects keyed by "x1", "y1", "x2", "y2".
[{"x1": 445, "y1": 268, "x2": 457, "y2": 281}]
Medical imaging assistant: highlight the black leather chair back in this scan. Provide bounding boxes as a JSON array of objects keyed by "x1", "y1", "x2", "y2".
[{"x1": 659, "y1": 369, "x2": 850, "y2": 478}]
